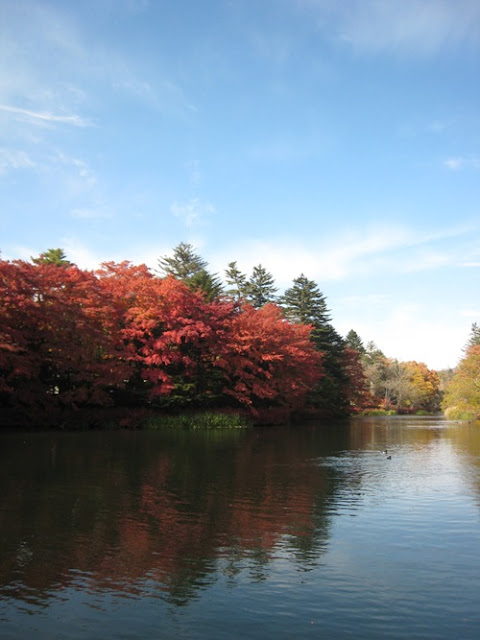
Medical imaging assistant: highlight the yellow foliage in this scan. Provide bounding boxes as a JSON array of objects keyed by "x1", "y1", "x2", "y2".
[{"x1": 442, "y1": 346, "x2": 480, "y2": 419}]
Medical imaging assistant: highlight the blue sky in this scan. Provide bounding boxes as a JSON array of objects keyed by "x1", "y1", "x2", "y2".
[{"x1": 1, "y1": 0, "x2": 479, "y2": 370}]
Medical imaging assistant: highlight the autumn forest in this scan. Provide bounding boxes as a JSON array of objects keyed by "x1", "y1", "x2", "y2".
[{"x1": 1, "y1": 244, "x2": 478, "y2": 428}]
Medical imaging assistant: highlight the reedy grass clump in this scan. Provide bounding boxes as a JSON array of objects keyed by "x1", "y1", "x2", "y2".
[
  {"x1": 361, "y1": 409, "x2": 397, "y2": 416},
  {"x1": 144, "y1": 411, "x2": 252, "y2": 430}
]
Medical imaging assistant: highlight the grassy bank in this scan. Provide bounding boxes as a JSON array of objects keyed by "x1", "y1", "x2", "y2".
[
  {"x1": 0, "y1": 406, "x2": 253, "y2": 430},
  {"x1": 143, "y1": 411, "x2": 252, "y2": 430}
]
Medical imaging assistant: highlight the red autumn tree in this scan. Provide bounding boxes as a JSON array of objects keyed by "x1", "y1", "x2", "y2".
[
  {"x1": 340, "y1": 347, "x2": 373, "y2": 413},
  {"x1": 0, "y1": 259, "x2": 127, "y2": 409},
  {"x1": 97, "y1": 264, "x2": 235, "y2": 407},
  {"x1": 217, "y1": 303, "x2": 323, "y2": 416}
]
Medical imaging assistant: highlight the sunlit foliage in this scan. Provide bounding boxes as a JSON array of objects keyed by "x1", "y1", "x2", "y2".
[{"x1": 442, "y1": 345, "x2": 480, "y2": 420}]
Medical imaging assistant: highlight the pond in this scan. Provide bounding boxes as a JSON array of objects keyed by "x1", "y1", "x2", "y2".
[{"x1": 1, "y1": 416, "x2": 479, "y2": 639}]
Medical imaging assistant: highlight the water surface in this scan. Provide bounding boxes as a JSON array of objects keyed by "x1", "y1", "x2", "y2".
[{"x1": 1, "y1": 416, "x2": 479, "y2": 638}]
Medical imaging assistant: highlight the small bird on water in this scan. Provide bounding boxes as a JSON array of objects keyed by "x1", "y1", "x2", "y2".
[{"x1": 386, "y1": 455, "x2": 391, "y2": 460}]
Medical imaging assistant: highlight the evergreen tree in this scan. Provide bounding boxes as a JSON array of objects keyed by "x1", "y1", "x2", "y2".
[
  {"x1": 224, "y1": 261, "x2": 248, "y2": 300},
  {"x1": 158, "y1": 242, "x2": 223, "y2": 301},
  {"x1": 246, "y1": 264, "x2": 277, "y2": 308},
  {"x1": 345, "y1": 329, "x2": 365, "y2": 354},
  {"x1": 281, "y1": 274, "x2": 351, "y2": 415},
  {"x1": 464, "y1": 322, "x2": 480, "y2": 351},
  {"x1": 188, "y1": 269, "x2": 224, "y2": 302},
  {"x1": 32, "y1": 248, "x2": 72, "y2": 267},
  {"x1": 281, "y1": 274, "x2": 330, "y2": 326},
  {"x1": 158, "y1": 242, "x2": 208, "y2": 280},
  {"x1": 363, "y1": 341, "x2": 385, "y2": 365},
  {"x1": 280, "y1": 274, "x2": 337, "y2": 353}
]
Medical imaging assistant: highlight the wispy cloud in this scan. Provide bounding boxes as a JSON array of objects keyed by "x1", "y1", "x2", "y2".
[
  {"x1": 444, "y1": 156, "x2": 480, "y2": 171},
  {"x1": 0, "y1": 104, "x2": 92, "y2": 128},
  {"x1": 61, "y1": 241, "x2": 107, "y2": 271},
  {"x1": 53, "y1": 153, "x2": 97, "y2": 187},
  {"x1": 429, "y1": 118, "x2": 456, "y2": 133},
  {"x1": 0, "y1": 148, "x2": 35, "y2": 173},
  {"x1": 302, "y1": 0, "x2": 480, "y2": 56},
  {"x1": 70, "y1": 207, "x2": 111, "y2": 220},
  {"x1": 444, "y1": 157, "x2": 465, "y2": 170},
  {"x1": 210, "y1": 222, "x2": 478, "y2": 288},
  {"x1": 1, "y1": 1, "x2": 195, "y2": 137},
  {"x1": 171, "y1": 198, "x2": 215, "y2": 228}
]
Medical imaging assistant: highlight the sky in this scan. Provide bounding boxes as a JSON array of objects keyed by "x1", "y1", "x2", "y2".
[{"x1": 1, "y1": 0, "x2": 479, "y2": 371}]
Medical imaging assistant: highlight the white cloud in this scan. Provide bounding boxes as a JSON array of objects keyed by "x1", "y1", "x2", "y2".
[
  {"x1": 331, "y1": 296, "x2": 468, "y2": 370},
  {"x1": 444, "y1": 156, "x2": 480, "y2": 171},
  {"x1": 0, "y1": 0, "x2": 195, "y2": 140},
  {"x1": 53, "y1": 153, "x2": 97, "y2": 186},
  {"x1": 428, "y1": 117, "x2": 458, "y2": 134},
  {"x1": 0, "y1": 104, "x2": 92, "y2": 128},
  {"x1": 210, "y1": 223, "x2": 470, "y2": 289},
  {"x1": 302, "y1": 0, "x2": 480, "y2": 56},
  {"x1": 70, "y1": 208, "x2": 111, "y2": 220},
  {"x1": 444, "y1": 157, "x2": 464, "y2": 170},
  {"x1": 2, "y1": 245, "x2": 36, "y2": 262},
  {"x1": 60, "y1": 242, "x2": 103, "y2": 271},
  {"x1": 171, "y1": 198, "x2": 215, "y2": 228},
  {"x1": 0, "y1": 148, "x2": 35, "y2": 173}
]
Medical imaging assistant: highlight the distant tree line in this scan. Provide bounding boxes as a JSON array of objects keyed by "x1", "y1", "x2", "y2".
[{"x1": 344, "y1": 331, "x2": 442, "y2": 414}]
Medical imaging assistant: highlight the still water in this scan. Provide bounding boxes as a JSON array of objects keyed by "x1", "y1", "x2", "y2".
[{"x1": 1, "y1": 416, "x2": 479, "y2": 639}]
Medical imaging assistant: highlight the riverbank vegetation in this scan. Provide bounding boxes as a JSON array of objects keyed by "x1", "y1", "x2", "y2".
[
  {"x1": 441, "y1": 324, "x2": 480, "y2": 421},
  {"x1": 0, "y1": 245, "x2": 477, "y2": 428},
  {"x1": 345, "y1": 331, "x2": 442, "y2": 415}
]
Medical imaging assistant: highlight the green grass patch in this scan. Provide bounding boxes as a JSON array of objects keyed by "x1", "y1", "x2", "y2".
[
  {"x1": 361, "y1": 409, "x2": 397, "y2": 416},
  {"x1": 144, "y1": 411, "x2": 252, "y2": 430}
]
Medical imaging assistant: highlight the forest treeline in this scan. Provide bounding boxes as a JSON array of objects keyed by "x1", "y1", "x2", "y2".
[{"x1": 0, "y1": 245, "x2": 477, "y2": 426}]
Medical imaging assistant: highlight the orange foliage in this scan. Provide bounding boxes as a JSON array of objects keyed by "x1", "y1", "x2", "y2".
[{"x1": 218, "y1": 303, "x2": 323, "y2": 413}]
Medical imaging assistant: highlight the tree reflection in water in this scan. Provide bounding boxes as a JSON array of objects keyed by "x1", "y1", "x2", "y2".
[{"x1": 0, "y1": 425, "x2": 349, "y2": 608}]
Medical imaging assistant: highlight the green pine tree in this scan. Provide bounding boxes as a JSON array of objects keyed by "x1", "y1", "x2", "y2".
[
  {"x1": 281, "y1": 274, "x2": 349, "y2": 415},
  {"x1": 246, "y1": 264, "x2": 277, "y2": 308},
  {"x1": 224, "y1": 261, "x2": 248, "y2": 300},
  {"x1": 158, "y1": 242, "x2": 208, "y2": 280},
  {"x1": 281, "y1": 274, "x2": 330, "y2": 326},
  {"x1": 32, "y1": 248, "x2": 72, "y2": 267},
  {"x1": 345, "y1": 329, "x2": 365, "y2": 354},
  {"x1": 158, "y1": 242, "x2": 223, "y2": 301}
]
